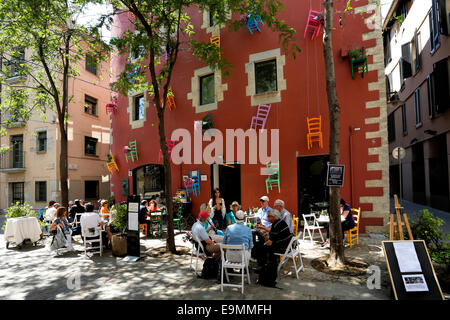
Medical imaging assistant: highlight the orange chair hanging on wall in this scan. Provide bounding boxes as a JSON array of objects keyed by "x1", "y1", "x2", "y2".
[
  {"x1": 160, "y1": 88, "x2": 176, "y2": 111},
  {"x1": 306, "y1": 116, "x2": 323, "y2": 150}
]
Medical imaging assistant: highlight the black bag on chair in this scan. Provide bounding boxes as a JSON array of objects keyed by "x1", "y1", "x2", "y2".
[
  {"x1": 201, "y1": 257, "x2": 219, "y2": 279},
  {"x1": 257, "y1": 261, "x2": 278, "y2": 287}
]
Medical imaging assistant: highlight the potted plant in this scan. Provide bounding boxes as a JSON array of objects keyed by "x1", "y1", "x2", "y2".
[{"x1": 110, "y1": 203, "x2": 128, "y2": 257}]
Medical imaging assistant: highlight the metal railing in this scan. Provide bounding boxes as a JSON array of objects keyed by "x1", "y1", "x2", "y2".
[{"x1": 0, "y1": 150, "x2": 25, "y2": 171}]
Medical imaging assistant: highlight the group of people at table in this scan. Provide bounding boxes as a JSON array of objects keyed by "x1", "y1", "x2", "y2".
[
  {"x1": 191, "y1": 189, "x2": 356, "y2": 286},
  {"x1": 43, "y1": 199, "x2": 116, "y2": 251}
]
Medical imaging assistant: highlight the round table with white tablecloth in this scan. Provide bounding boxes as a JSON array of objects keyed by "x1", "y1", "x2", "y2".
[{"x1": 4, "y1": 216, "x2": 42, "y2": 248}]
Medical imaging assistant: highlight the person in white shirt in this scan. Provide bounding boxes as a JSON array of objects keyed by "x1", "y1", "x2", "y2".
[
  {"x1": 273, "y1": 199, "x2": 293, "y2": 234},
  {"x1": 44, "y1": 201, "x2": 57, "y2": 222},
  {"x1": 80, "y1": 203, "x2": 107, "y2": 247}
]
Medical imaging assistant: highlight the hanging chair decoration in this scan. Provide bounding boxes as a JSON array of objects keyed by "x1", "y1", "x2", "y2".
[
  {"x1": 265, "y1": 161, "x2": 280, "y2": 193},
  {"x1": 250, "y1": 104, "x2": 271, "y2": 130},
  {"x1": 124, "y1": 140, "x2": 138, "y2": 163},
  {"x1": 210, "y1": 36, "x2": 220, "y2": 48},
  {"x1": 201, "y1": 112, "x2": 214, "y2": 134},
  {"x1": 106, "y1": 96, "x2": 118, "y2": 114},
  {"x1": 246, "y1": 12, "x2": 264, "y2": 34},
  {"x1": 304, "y1": 9, "x2": 324, "y2": 40},
  {"x1": 122, "y1": 145, "x2": 130, "y2": 153},
  {"x1": 127, "y1": 66, "x2": 141, "y2": 84},
  {"x1": 185, "y1": 170, "x2": 201, "y2": 197},
  {"x1": 106, "y1": 154, "x2": 119, "y2": 174},
  {"x1": 158, "y1": 138, "x2": 176, "y2": 162},
  {"x1": 306, "y1": 116, "x2": 323, "y2": 150},
  {"x1": 160, "y1": 88, "x2": 176, "y2": 111},
  {"x1": 348, "y1": 47, "x2": 368, "y2": 79},
  {"x1": 184, "y1": 177, "x2": 195, "y2": 189}
]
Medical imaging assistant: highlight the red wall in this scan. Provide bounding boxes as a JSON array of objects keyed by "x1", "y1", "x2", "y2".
[{"x1": 110, "y1": 0, "x2": 385, "y2": 231}]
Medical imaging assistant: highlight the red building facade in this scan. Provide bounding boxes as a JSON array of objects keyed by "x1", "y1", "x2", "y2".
[{"x1": 109, "y1": 0, "x2": 389, "y2": 233}]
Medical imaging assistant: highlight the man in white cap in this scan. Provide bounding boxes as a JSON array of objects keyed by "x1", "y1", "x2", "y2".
[
  {"x1": 223, "y1": 210, "x2": 253, "y2": 263},
  {"x1": 273, "y1": 199, "x2": 293, "y2": 234},
  {"x1": 256, "y1": 196, "x2": 272, "y2": 228}
]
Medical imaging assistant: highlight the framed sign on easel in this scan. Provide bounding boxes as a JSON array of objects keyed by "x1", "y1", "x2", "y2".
[{"x1": 382, "y1": 240, "x2": 445, "y2": 300}]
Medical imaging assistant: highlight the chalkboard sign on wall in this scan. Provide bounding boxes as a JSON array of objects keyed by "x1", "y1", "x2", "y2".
[
  {"x1": 326, "y1": 164, "x2": 345, "y2": 187},
  {"x1": 382, "y1": 240, "x2": 444, "y2": 300}
]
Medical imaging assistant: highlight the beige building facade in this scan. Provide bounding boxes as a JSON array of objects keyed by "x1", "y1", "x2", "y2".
[{"x1": 0, "y1": 49, "x2": 111, "y2": 210}]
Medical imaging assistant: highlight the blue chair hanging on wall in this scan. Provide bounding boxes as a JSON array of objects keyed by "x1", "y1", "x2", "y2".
[{"x1": 246, "y1": 12, "x2": 264, "y2": 34}]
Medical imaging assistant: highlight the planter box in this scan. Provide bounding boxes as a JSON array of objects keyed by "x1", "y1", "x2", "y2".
[{"x1": 112, "y1": 234, "x2": 127, "y2": 257}]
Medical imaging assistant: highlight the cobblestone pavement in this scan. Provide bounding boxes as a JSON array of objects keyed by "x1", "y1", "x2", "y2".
[
  {"x1": 390, "y1": 197, "x2": 450, "y2": 235},
  {"x1": 0, "y1": 231, "x2": 395, "y2": 300}
]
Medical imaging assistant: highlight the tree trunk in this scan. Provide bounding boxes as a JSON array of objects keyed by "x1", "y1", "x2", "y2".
[
  {"x1": 323, "y1": 0, "x2": 344, "y2": 267},
  {"x1": 157, "y1": 108, "x2": 176, "y2": 253},
  {"x1": 59, "y1": 119, "x2": 69, "y2": 209}
]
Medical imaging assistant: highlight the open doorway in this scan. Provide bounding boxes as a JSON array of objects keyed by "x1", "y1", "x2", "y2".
[
  {"x1": 297, "y1": 155, "x2": 330, "y2": 214},
  {"x1": 210, "y1": 163, "x2": 241, "y2": 209}
]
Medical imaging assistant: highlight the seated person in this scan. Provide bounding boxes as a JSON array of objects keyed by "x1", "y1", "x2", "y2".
[
  {"x1": 222, "y1": 210, "x2": 253, "y2": 263},
  {"x1": 273, "y1": 199, "x2": 293, "y2": 234},
  {"x1": 225, "y1": 202, "x2": 240, "y2": 227},
  {"x1": 321, "y1": 198, "x2": 356, "y2": 248},
  {"x1": 138, "y1": 200, "x2": 151, "y2": 237},
  {"x1": 204, "y1": 216, "x2": 224, "y2": 243},
  {"x1": 149, "y1": 199, "x2": 158, "y2": 212},
  {"x1": 80, "y1": 203, "x2": 108, "y2": 248},
  {"x1": 192, "y1": 211, "x2": 221, "y2": 258},
  {"x1": 100, "y1": 200, "x2": 110, "y2": 220},
  {"x1": 256, "y1": 209, "x2": 292, "y2": 268}
]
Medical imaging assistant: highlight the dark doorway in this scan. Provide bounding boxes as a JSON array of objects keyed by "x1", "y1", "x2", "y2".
[
  {"x1": 210, "y1": 163, "x2": 241, "y2": 209},
  {"x1": 297, "y1": 155, "x2": 330, "y2": 215},
  {"x1": 133, "y1": 164, "x2": 165, "y2": 200},
  {"x1": 429, "y1": 134, "x2": 449, "y2": 211},
  {"x1": 389, "y1": 164, "x2": 400, "y2": 197}
]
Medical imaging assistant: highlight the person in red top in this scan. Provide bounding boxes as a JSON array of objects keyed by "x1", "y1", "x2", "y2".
[{"x1": 149, "y1": 200, "x2": 158, "y2": 212}]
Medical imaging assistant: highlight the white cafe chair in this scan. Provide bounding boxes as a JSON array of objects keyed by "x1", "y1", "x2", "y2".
[
  {"x1": 219, "y1": 244, "x2": 250, "y2": 294},
  {"x1": 82, "y1": 227, "x2": 103, "y2": 257},
  {"x1": 190, "y1": 234, "x2": 207, "y2": 276},
  {"x1": 274, "y1": 234, "x2": 304, "y2": 279},
  {"x1": 302, "y1": 213, "x2": 324, "y2": 244}
]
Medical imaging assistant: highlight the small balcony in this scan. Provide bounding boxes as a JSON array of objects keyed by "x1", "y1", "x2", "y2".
[{"x1": 0, "y1": 150, "x2": 26, "y2": 173}]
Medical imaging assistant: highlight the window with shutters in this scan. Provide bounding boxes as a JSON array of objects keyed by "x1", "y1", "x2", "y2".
[
  {"x1": 412, "y1": 29, "x2": 422, "y2": 74},
  {"x1": 401, "y1": 104, "x2": 407, "y2": 135},
  {"x1": 432, "y1": 58, "x2": 450, "y2": 114},
  {"x1": 388, "y1": 113, "x2": 396, "y2": 142},
  {"x1": 35, "y1": 181, "x2": 47, "y2": 202},
  {"x1": 37, "y1": 131, "x2": 47, "y2": 152},
  {"x1": 429, "y1": 0, "x2": 441, "y2": 53},
  {"x1": 383, "y1": 30, "x2": 392, "y2": 66},
  {"x1": 400, "y1": 42, "x2": 412, "y2": 85},
  {"x1": 437, "y1": 0, "x2": 449, "y2": 36},
  {"x1": 427, "y1": 74, "x2": 435, "y2": 119},
  {"x1": 414, "y1": 88, "x2": 422, "y2": 126}
]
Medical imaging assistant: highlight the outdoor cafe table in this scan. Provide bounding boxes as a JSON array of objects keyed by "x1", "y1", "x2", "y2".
[
  {"x1": 4, "y1": 216, "x2": 42, "y2": 248},
  {"x1": 316, "y1": 215, "x2": 345, "y2": 224}
]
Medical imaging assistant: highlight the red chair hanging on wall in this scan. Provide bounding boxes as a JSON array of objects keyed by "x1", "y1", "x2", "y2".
[
  {"x1": 158, "y1": 138, "x2": 176, "y2": 162},
  {"x1": 250, "y1": 104, "x2": 271, "y2": 130},
  {"x1": 160, "y1": 88, "x2": 176, "y2": 111},
  {"x1": 106, "y1": 96, "x2": 118, "y2": 114},
  {"x1": 304, "y1": 9, "x2": 323, "y2": 40},
  {"x1": 306, "y1": 116, "x2": 323, "y2": 150}
]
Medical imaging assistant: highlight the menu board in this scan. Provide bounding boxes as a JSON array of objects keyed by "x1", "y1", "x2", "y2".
[
  {"x1": 326, "y1": 164, "x2": 345, "y2": 187},
  {"x1": 127, "y1": 195, "x2": 141, "y2": 258},
  {"x1": 382, "y1": 240, "x2": 444, "y2": 300}
]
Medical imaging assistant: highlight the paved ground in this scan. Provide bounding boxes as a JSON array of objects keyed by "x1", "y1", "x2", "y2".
[
  {"x1": 0, "y1": 230, "x2": 396, "y2": 300},
  {"x1": 389, "y1": 197, "x2": 450, "y2": 235}
]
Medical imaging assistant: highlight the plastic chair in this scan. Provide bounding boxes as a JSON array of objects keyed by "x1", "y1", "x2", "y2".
[
  {"x1": 139, "y1": 224, "x2": 148, "y2": 237},
  {"x1": 173, "y1": 205, "x2": 183, "y2": 232},
  {"x1": 219, "y1": 244, "x2": 250, "y2": 294},
  {"x1": 246, "y1": 12, "x2": 264, "y2": 34},
  {"x1": 345, "y1": 207, "x2": 361, "y2": 247},
  {"x1": 107, "y1": 154, "x2": 119, "y2": 174},
  {"x1": 265, "y1": 162, "x2": 280, "y2": 193},
  {"x1": 158, "y1": 138, "x2": 176, "y2": 162},
  {"x1": 82, "y1": 227, "x2": 103, "y2": 257},
  {"x1": 125, "y1": 140, "x2": 138, "y2": 163},
  {"x1": 307, "y1": 116, "x2": 323, "y2": 150},
  {"x1": 106, "y1": 96, "x2": 118, "y2": 114},
  {"x1": 250, "y1": 104, "x2": 271, "y2": 130},
  {"x1": 201, "y1": 113, "x2": 214, "y2": 134},
  {"x1": 304, "y1": 9, "x2": 323, "y2": 40},
  {"x1": 149, "y1": 210, "x2": 164, "y2": 237},
  {"x1": 127, "y1": 66, "x2": 140, "y2": 84},
  {"x1": 293, "y1": 216, "x2": 299, "y2": 236},
  {"x1": 274, "y1": 234, "x2": 304, "y2": 279},
  {"x1": 71, "y1": 213, "x2": 82, "y2": 236},
  {"x1": 190, "y1": 234, "x2": 208, "y2": 276},
  {"x1": 186, "y1": 170, "x2": 200, "y2": 197},
  {"x1": 302, "y1": 213, "x2": 324, "y2": 244},
  {"x1": 349, "y1": 47, "x2": 368, "y2": 79}
]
